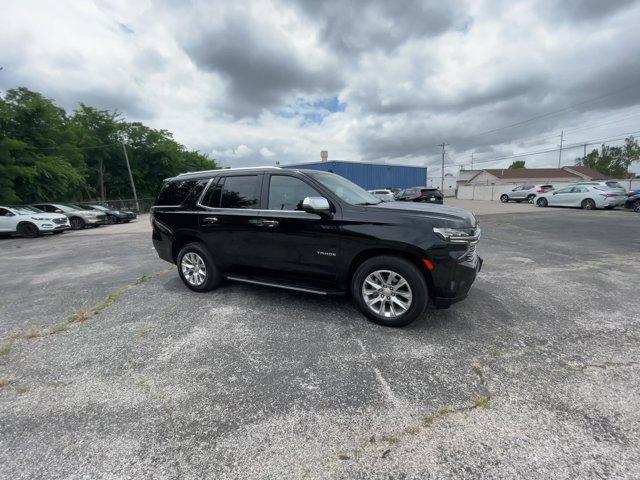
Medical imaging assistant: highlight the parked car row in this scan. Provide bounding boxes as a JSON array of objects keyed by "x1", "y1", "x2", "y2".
[
  {"x1": 368, "y1": 187, "x2": 444, "y2": 204},
  {"x1": 499, "y1": 181, "x2": 639, "y2": 212},
  {"x1": 0, "y1": 203, "x2": 137, "y2": 238}
]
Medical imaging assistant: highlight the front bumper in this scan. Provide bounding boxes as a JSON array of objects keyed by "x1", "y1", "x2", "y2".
[
  {"x1": 84, "y1": 217, "x2": 108, "y2": 225},
  {"x1": 432, "y1": 256, "x2": 482, "y2": 309},
  {"x1": 38, "y1": 223, "x2": 71, "y2": 232}
]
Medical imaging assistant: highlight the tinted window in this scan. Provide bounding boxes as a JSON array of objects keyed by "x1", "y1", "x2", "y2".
[
  {"x1": 220, "y1": 175, "x2": 261, "y2": 209},
  {"x1": 156, "y1": 179, "x2": 198, "y2": 206},
  {"x1": 268, "y1": 175, "x2": 320, "y2": 211},
  {"x1": 0, "y1": 208, "x2": 10, "y2": 216},
  {"x1": 201, "y1": 178, "x2": 222, "y2": 207},
  {"x1": 184, "y1": 178, "x2": 211, "y2": 205},
  {"x1": 606, "y1": 182, "x2": 622, "y2": 188},
  {"x1": 574, "y1": 186, "x2": 589, "y2": 193}
]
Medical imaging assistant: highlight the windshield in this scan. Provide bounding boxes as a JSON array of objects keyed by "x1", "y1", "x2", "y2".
[
  {"x1": 55, "y1": 204, "x2": 79, "y2": 212},
  {"x1": 306, "y1": 171, "x2": 381, "y2": 205},
  {"x1": 89, "y1": 205, "x2": 110, "y2": 212},
  {"x1": 12, "y1": 207, "x2": 42, "y2": 214}
]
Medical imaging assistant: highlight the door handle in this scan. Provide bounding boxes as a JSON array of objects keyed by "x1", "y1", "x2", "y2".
[
  {"x1": 202, "y1": 217, "x2": 219, "y2": 224},
  {"x1": 261, "y1": 220, "x2": 279, "y2": 228}
]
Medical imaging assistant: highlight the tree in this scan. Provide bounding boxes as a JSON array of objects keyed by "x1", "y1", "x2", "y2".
[
  {"x1": 574, "y1": 137, "x2": 640, "y2": 178},
  {"x1": 508, "y1": 160, "x2": 525, "y2": 169},
  {"x1": 0, "y1": 87, "x2": 217, "y2": 205}
]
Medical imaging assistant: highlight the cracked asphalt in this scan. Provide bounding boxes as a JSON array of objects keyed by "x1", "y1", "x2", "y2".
[{"x1": 1, "y1": 207, "x2": 639, "y2": 479}]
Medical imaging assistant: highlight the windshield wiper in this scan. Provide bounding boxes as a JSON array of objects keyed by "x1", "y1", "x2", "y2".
[{"x1": 355, "y1": 201, "x2": 381, "y2": 206}]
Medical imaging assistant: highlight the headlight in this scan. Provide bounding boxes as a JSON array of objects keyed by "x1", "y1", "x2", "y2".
[{"x1": 433, "y1": 227, "x2": 480, "y2": 243}]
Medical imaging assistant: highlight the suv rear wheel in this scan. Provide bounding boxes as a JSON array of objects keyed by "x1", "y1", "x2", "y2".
[
  {"x1": 500, "y1": 194, "x2": 509, "y2": 203},
  {"x1": 351, "y1": 256, "x2": 428, "y2": 327},
  {"x1": 177, "y1": 243, "x2": 221, "y2": 292}
]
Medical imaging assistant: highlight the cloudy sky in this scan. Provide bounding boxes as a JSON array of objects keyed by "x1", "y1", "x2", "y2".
[{"x1": 2, "y1": 0, "x2": 640, "y2": 176}]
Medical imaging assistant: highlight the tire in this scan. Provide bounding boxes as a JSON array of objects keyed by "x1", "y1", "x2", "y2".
[
  {"x1": 527, "y1": 194, "x2": 536, "y2": 203},
  {"x1": 581, "y1": 198, "x2": 596, "y2": 210},
  {"x1": 107, "y1": 215, "x2": 117, "y2": 224},
  {"x1": 499, "y1": 194, "x2": 509, "y2": 203},
  {"x1": 18, "y1": 222, "x2": 40, "y2": 238},
  {"x1": 634, "y1": 200, "x2": 640, "y2": 213},
  {"x1": 70, "y1": 217, "x2": 85, "y2": 230},
  {"x1": 351, "y1": 256, "x2": 428, "y2": 327},
  {"x1": 536, "y1": 197, "x2": 548, "y2": 207},
  {"x1": 177, "y1": 242, "x2": 221, "y2": 292}
]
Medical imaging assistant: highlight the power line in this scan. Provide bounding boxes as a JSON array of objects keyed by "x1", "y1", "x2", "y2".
[
  {"x1": 462, "y1": 83, "x2": 639, "y2": 140},
  {"x1": 448, "y1": 130, "x2": 640, "y2": 169}
]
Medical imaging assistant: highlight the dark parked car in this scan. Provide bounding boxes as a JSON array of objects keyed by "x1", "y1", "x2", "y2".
[
  {"x1": 624, "y1": 189, "x2": 640, "y2": 212},
  {"x1": 75, "y1": 204, "x2": 137, "y2": 224},
  {"x1": 151, "y1": 167, "x2": 481, "y2": 327},
  {"x1": 395, "y1": 187, "x2": 444, "y2": 204}
]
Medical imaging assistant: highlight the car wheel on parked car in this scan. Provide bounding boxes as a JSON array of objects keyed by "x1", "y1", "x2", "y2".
[
  {"x1": 500, "y1": 194, "x2": 509, "y2": 203},
  {"x1": 177, "y1": 243, "x2": 222, "y2": 292},
  {"x1": 70, "y1": 217, "x2": 85, "y2": 230},
  {"x1": 536, "y1": 197, "x2": 548, "y2": 207},
  {"x1": 527, "y1": 194, "x2": 536, "y2": 203},
  {"x1": 351, "y1": 256, "x2": 428, "y2": 327},
  {"x1": 581, "y1": 198, "x2": 596, "y2": 210},
  {"x1": 634, "y1": 201, "x2": 640, "y2": 213},
  {"x1": 17, "y1": 222, "x2": 39, "y2": 238},
  {"x1": 107, "y1": 214, "x2": 117, "y2": 224}
]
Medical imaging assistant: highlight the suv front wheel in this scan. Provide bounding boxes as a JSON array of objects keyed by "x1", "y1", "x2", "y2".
[
  {"x1": 177, "y1": 243, "x2": 221, "y2": 292},
  {"x1": 351, "y1": 256, "x2": 428, "y2": 327}
]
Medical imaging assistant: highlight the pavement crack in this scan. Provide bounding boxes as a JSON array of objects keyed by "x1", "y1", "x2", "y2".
[{"x1": 356, "y1": 338, "x2": 403, "y2": 410}]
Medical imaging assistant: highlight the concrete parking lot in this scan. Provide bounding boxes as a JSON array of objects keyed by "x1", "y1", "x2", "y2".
[{"x1": 1, "y1": 206, "x2": 639, "y2": 479}]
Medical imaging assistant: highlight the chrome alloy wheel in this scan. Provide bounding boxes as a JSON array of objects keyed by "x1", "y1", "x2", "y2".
[
  {"x1": 362, "y1": 270, "x2": 413, "y2": 318},
  {"x1": 181, "y1": 252, "x2": 207, "y2": 286}
]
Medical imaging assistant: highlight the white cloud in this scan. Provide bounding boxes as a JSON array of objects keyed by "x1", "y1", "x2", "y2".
[
  {"x1": 260, "y1": 147, "x2": 276, "y2": 157},
  {"x1": 2, "y1": 0, "x2": 640, "y2": 175}
]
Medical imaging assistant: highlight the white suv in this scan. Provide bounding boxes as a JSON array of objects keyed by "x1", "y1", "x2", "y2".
[{"x1": 0, "y1": 206, "x2": 70, "y2": 238}]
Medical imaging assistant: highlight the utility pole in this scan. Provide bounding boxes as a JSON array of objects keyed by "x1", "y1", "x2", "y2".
[
  {"x1": 558, "y1": 130, "x2": 564, "y2": 167},
  {"x1": 583, "y1": 144, "x2": 587, "y2": 158},
  {"x1": 438, "y1": 142, "x2": 448, "y2": 192},
  {"x1": 471, "y1": 152, "x2": 474, "y2": 170},
  {"x1": 121, "y1": 141, "x2": 140, "y2": 212}
]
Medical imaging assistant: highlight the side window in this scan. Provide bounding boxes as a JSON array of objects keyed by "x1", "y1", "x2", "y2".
[
  {"x1": 220, "y1": 175, "x2": 261, "y2": 209},
  {"x1": 268, "y1": 175, "x2": 321, "y2": 211},
  {"x1": 156, "y1": 180, "x2": 198, "y2": 206},
  {"x1": 184, "y1": 178, "x2": 210, "y2": 205},
  {"x1": 201, "y1": 178, "x2": 223, "y2": 208},
  {"x1": 0, "y1": 208, "x2": 10, "y2": 216},
  {"x1": 556, "y1": 187, "x2": 573, "y2": 194},
  {"x1": 574, "y1": 186, "x2": 589, "y2": 193}
]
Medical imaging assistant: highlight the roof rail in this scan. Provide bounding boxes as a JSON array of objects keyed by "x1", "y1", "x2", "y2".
[{"x1": 177, "y1": 166, "x2": 282, "y2": 176}]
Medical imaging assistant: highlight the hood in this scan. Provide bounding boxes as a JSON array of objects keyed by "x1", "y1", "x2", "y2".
[
  {"x1": 22, "y1": 212, "x2": 67, "y2": 220},
  {"x1": 370, "y1": 201, "x2": 477, "y2": 228}
]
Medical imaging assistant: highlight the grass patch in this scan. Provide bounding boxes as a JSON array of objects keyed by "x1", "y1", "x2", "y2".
[
  {"x1": 385, "y1": 436, "x2": 398, "y2": 445},
  {"x1": 68, "y1": 306, "x2": 94, "y2": 324},
  {"x1": 47, "y1": 322, "x2": 70, "y2": 335},
  {"x1": 422, "y1": 405, "x2": 453, "y2": 427},
  {"x1": 24, "y1": 326, "x2": 43, "y2": 339},
  {"x1": 95, "y1": 290, "x2": 123, "y2": 313},
  {"x1": 0, "y1": 376, "x2": 16, "y2": 388},
  {"x1": 473, "y1": 395, "x2": 491, "y2": 410},
  {"x1": 0, "y1": 339, "x2": 16, "y2": 356},
  {"x1": 16, "y1": 386, "x2": 29, "y2": 394},
  {"x1": 135, "y1": 273, "x2": 148, "y2": 285}
]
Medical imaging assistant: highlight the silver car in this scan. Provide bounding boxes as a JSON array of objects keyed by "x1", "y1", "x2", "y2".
[
  {"x1": 500, "y1": 184, "x2": 554, "y2": 203},
  {"x1": 535, "y1": 184, "x2": 626, "y2": 210},
  {"x1": 570, "y1": 180, "x2": 626, "y2": 194},
  {"x1": 367, "y1": 189, "x2": 395, "y2": 202}
]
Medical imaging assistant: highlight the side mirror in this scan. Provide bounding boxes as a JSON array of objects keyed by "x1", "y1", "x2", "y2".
[{"x1": 302, "y1": 197, "x2": 331, "y2": 215}]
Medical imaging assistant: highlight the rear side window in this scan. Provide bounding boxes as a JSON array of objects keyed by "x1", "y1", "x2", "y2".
[
  {"x1": 220, "y1": 175, "x2": 261, "y2": 209},
  {"x1": 156, "y1": 179, "x2": 198, "y2": 206},
  {"x1": 268, "y1": 175, "x2": 320, "y2": 210},
  {"x1": 606, "y1": 182, "x2": 622, "y2": 189}
]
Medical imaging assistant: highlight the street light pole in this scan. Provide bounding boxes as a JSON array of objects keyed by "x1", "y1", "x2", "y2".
[{"x1": 121, "y1": 140, "x2": 140, "y2": 212}]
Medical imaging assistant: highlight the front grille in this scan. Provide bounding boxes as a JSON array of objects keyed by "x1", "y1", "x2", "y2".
[{"x1": 52, "y1": 218, "x2": 67, "y2": 224}]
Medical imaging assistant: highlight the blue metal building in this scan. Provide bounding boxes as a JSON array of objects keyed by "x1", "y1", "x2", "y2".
[{"x1": 285, "y1": 161, "x2": 427, "y2": 190}]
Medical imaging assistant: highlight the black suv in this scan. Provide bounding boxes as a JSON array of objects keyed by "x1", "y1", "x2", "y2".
[
  {"x1": 395, "y1": 187, "x2": 444, "y2": 204},
  {"x1": 151, "y1": 167, "x2": 481, "y2": 327}
]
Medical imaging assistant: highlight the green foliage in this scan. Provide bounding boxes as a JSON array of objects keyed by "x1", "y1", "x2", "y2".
[
  {"x1": 0, "y1": 87, "x2": 216, "y2": 205},
  {"x1": 575, "y1": 137, "x2": 639, "y2": 178},
  {"x1": 508, "y1": 160, "x2": 526, "y2": 169}
]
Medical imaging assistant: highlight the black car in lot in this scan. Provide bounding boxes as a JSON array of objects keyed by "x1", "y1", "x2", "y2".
[
  {"x1": 76, "y1": 204, "x2": 137, "y2": 224},
  {"x1": 395, "y1": 187, "x2": 444, "y2": 204},
  {"x1": 151, "y1": 167, "x2": 481, "y2": 327},
  {"x1": 624, "y1": 189, "x2": 640, "y2": 212}
]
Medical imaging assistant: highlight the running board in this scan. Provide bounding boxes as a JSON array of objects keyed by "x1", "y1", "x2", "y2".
[{"x1": 224, "y1": 275, "x2": 329, "y2": 295}]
